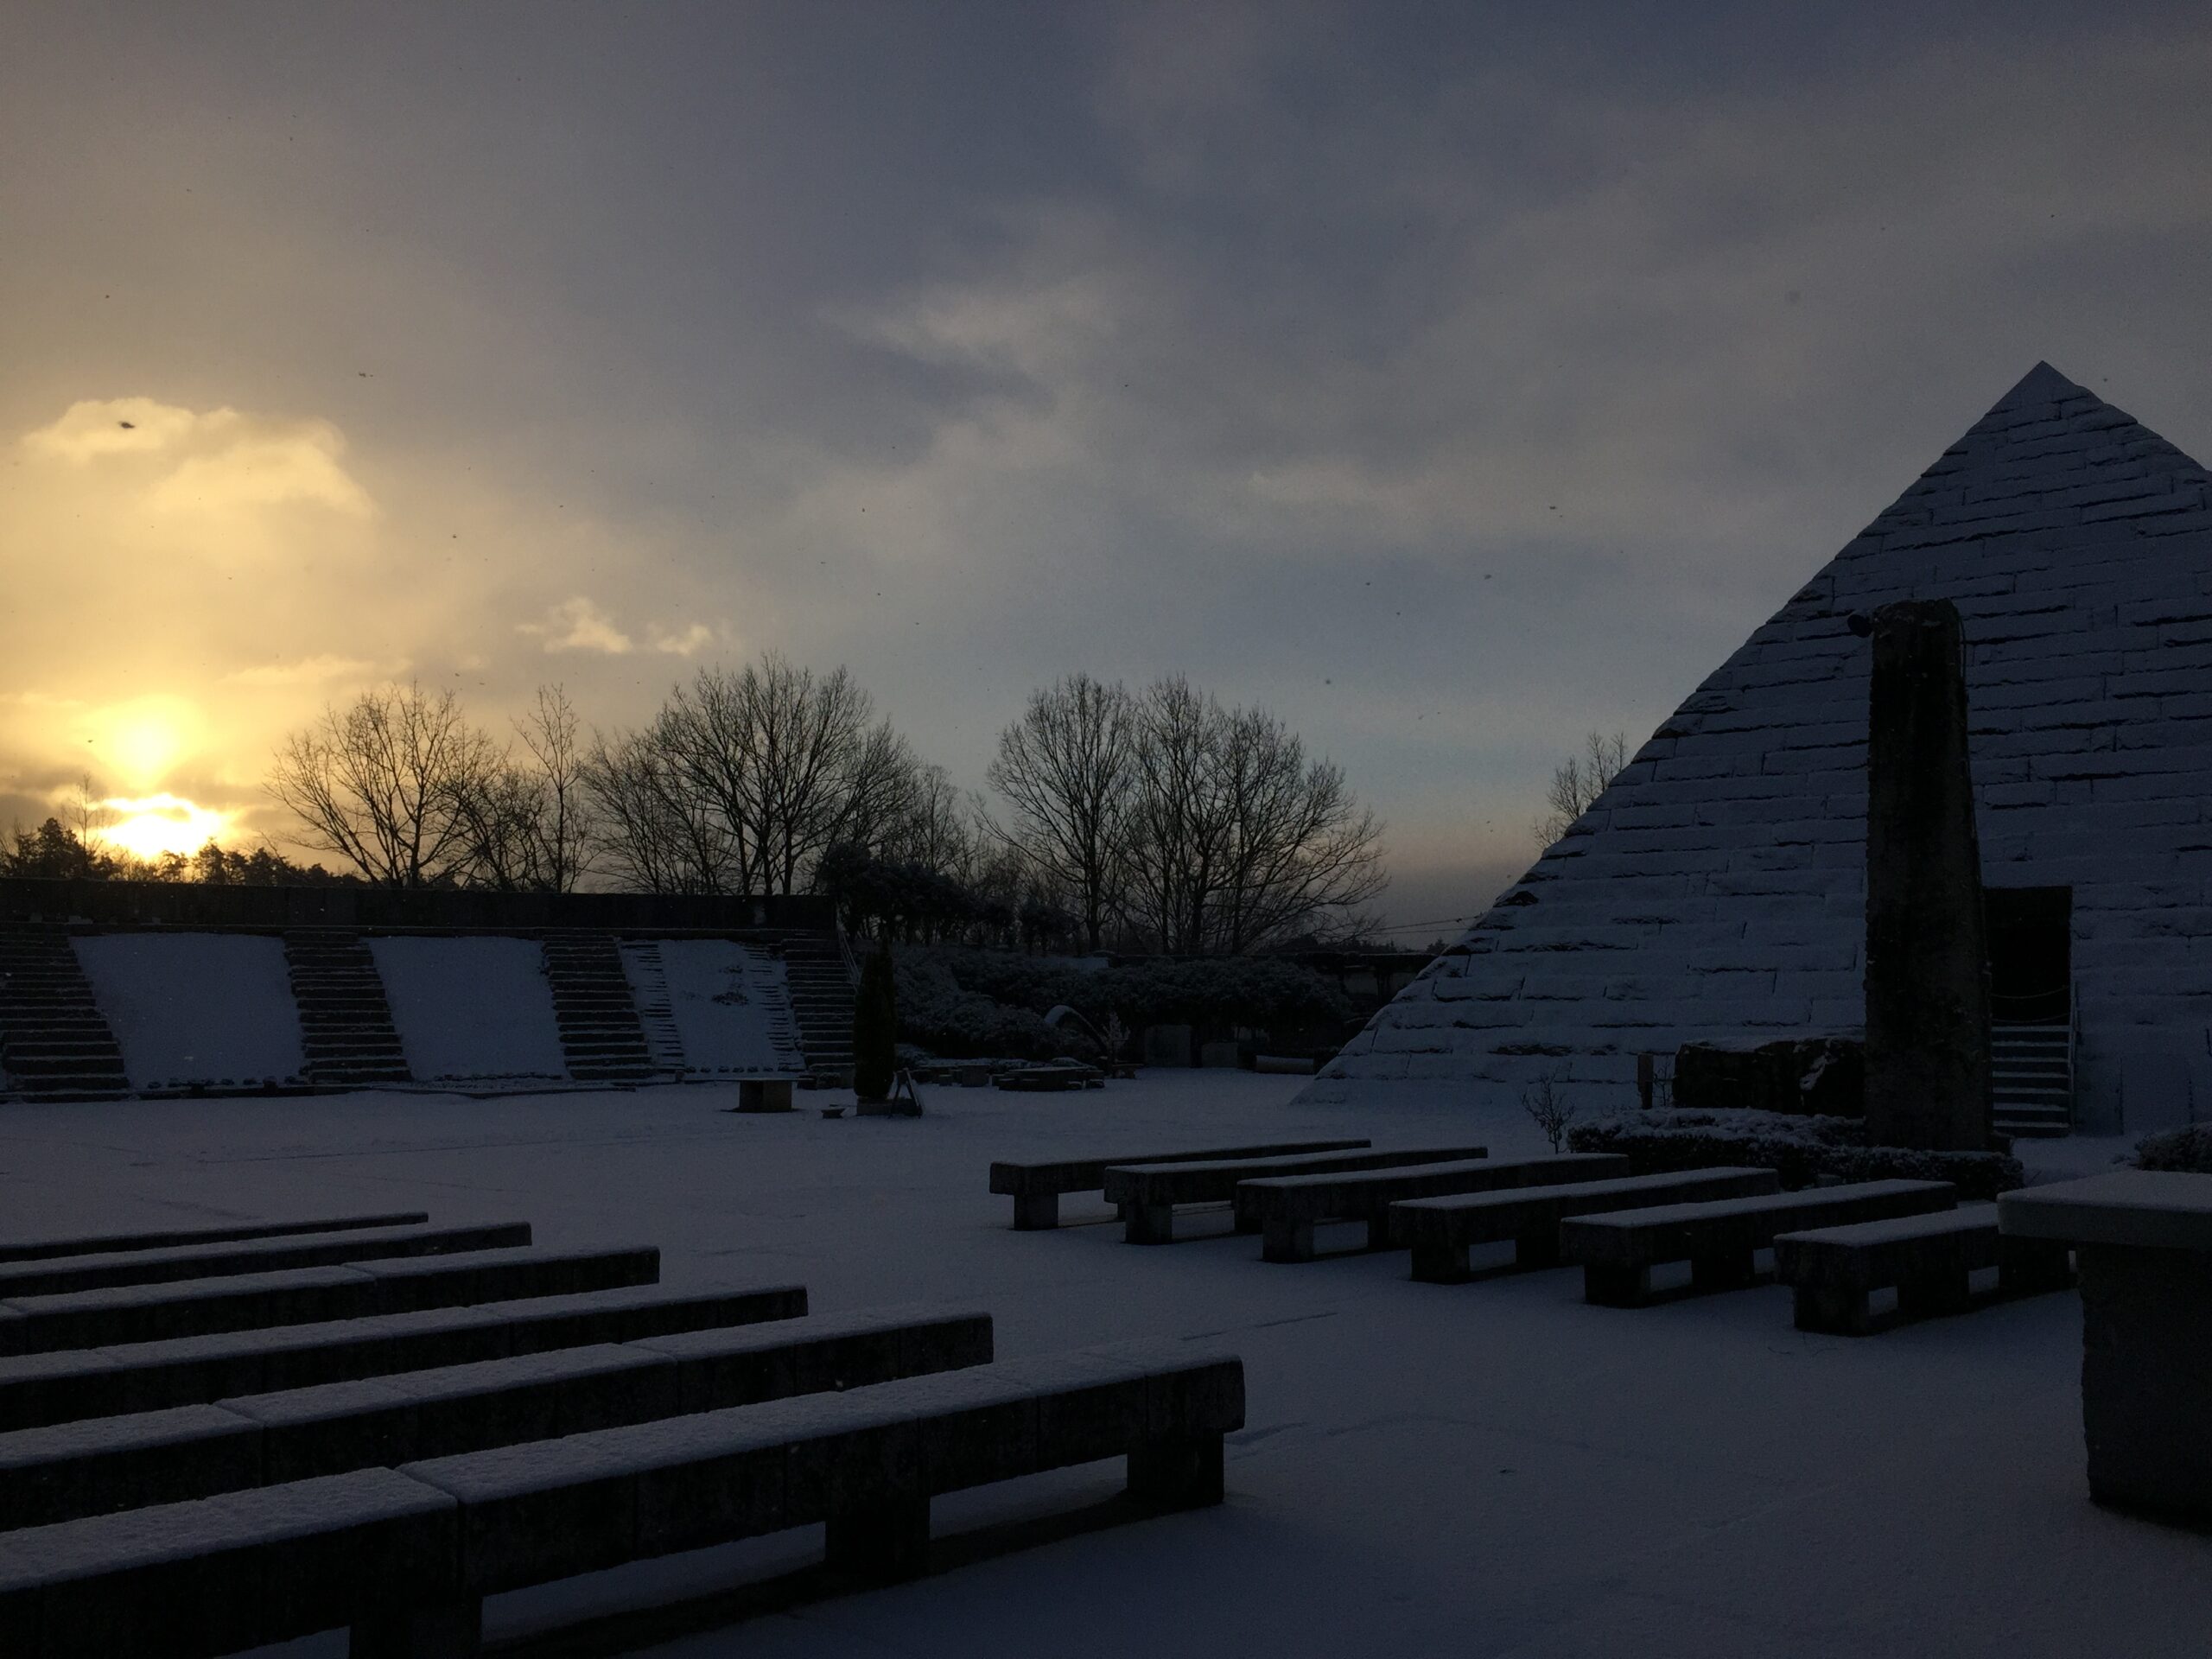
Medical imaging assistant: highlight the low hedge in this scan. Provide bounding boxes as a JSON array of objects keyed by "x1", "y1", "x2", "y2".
[
  {"x1": 2136, "y1": 1125, "x2": 2212, "y2": 1173},
  {"x1": 1568, "y1": 1109, "x2": 2025, "y2": 1201}
]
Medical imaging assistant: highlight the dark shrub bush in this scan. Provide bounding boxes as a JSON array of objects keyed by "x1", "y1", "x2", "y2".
[
  {"x1": 1569, "y1": 1108, "x2": 2024, "y2": 1200},
  {"x1": 2136, "y1": 1125, "x2": 2212, "y2": 1173},
  {"x1": 852, "y1": 943, "x2": 899, "y2": 1100}
]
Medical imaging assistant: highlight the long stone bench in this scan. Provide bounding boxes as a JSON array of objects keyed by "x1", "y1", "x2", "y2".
[
  {"x1": 1559, "y1": 1179, "x2": 1957, "y2": 1305},
  {"x1": 0, "y1": 1212, "x2": 430, "y2": 1266},
  {"x1": 1103, "y1": 1147, "x2": 1491, "y2": 1245},
  {"x1": 1389, "y1": 1168, "x2": 1783, "y2": 1282},
  {"x1": 0, "y1": 1340, "x2": 1244, "y2": 1657},
  {"x1": 0, "y1": 1281, "x2": 808, "y2": 1431},
  {"x1": 1773, "y1": 1205, "x2": 2072, "y2": 1335},
  {"x1": 1234, "y1": 1153, "x2": 1630, "y2": 1263},
  {"x1": 989, "y1": 1140, "x2": 1370, "y2": 1230},
  {"x1": 0, "y1": 1221, "x2": 535, "y2": 1300},
  {"x1": 0, "y1": 1306, "x2": 992, "y2": 1529},
  {"x1": 0, "y1": 1244, "x2": 661, "y2": 1357},
  {"x1": 1999, "y1": 1170, "x2": 2212, "y2": 1525}
]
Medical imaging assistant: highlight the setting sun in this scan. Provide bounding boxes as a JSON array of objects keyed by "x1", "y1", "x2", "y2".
[{"x1": 99, "y1": 794, "x2": 231, "y2": 861}]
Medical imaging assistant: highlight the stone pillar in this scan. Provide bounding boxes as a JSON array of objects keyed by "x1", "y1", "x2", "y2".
[{"x1": 1863, "y1": 600, "x2": 1993, "y2": 1151}]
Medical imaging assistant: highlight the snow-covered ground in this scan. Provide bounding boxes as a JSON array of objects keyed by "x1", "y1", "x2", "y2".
[
  {"x1": 368, "y1": 935, "x2": 569, "y2": 1084},
  {"x1": 0, "y1": 1075, "x2": 2198, "y2": 1656},
  {"x1": 73, "y1": 931, "x2": 306, "y2": 1090}
]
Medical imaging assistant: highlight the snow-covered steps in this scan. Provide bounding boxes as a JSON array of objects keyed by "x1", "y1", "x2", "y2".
[
  {"x1": 541, "y1": 930, "x2": 658, "y2": 1083},
  {"x1": 1992, "y1": 1020, "x2": 2073, "y2": 1138},
  {"x1": 282, "y1": 929, "x2": 411, "y2": 1087},
  {"x1": 1774, "y1": 1205, "x2": 2073, "y2": 1336},
  {"x1": 0, "y1": 925, "x2": 129, "y2": 1102},
  {"x1": 772, "y1": 927, "x2": 858, "y2": 1084}
]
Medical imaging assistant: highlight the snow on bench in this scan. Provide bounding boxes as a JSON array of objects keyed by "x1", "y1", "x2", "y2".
[
  {"x1": 0, "y1": 1341, "x2": 1243, "y2": 1657},
  {"x1": 1773, "y1": 1205, "x2": 2072, "y2": 1335},
  {"x1": 0, "y1": 1244, "x2": 662, "y2": 1357},
  {"x1": 1103, "y1": 1147, "x2": 1491, "y2": 1245},
  {"x1": 0, "y1": 1221, "x2": 534, "y2": 1300},
  {"x1": 0, "y1": 1281, "x2": 808, "y2": 1432},
  {"x1": 989, "y1": 1139, "x2": 1370, "y2": 1230},
  {"x1": 0, "y1": 1306, "x2": 992, "y2": 1529},
  {"x1": 1389, "y1": 1168, "x2": 1783, "y2": 1283},
  {"x1": 1558, "y1": 1179, "x2": 1957, "y2": 1306},
  {"x1": 1233, "y1": 1153, "x2": 1630, "y2": 1263},
  {"x1": 0, "y1": 1212, "x2": 430, "y2": 1266}
]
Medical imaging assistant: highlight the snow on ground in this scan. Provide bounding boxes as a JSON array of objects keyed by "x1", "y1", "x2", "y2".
[
  {"x1": 72, "y1": 932, "x2": 306, "y2": 1090},
  {"x1": 368, "y1": 935, "x2": 568, "y2": 1084},
  {"x1": 0, "y1": 1074, "x2": 2202, "y2": 1657},
  {"x1": 627, "y1": 938, "x2": 805, "y2": 1076}
]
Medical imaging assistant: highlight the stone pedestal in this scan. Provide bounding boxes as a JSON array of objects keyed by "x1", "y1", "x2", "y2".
[
  {"x1": 2001, "y1": 1171, "x2": 2212, "y2": 1527},
  {"x1": 1864, "y1": 599, "x2": 1993, "y2": 1151},
  {"x1": 735, "y1": 1078, "x2": 794, "y2": 1113}
]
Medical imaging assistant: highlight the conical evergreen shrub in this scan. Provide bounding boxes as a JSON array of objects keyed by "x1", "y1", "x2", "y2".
[{"x1": 852, "y1": 940, "x2": 898, "y2": 1101}]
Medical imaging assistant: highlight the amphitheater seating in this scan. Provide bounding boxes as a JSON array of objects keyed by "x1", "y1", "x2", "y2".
[
  {"x1": 1103, "y1": 1147, "x2": 1490, "y2": 1244},
  {"x1": 989, "y1": 1139, "x2": 1370, "y2": 1229},
  {"x1": 1233, "y1": 1153, "x2": 1630, "y2": 1263},
  {"x1": 0, "y1": 1210, "x2": 1247, "y2": 1656},
  {"x1": 1773, "y1": 1206, "x2": 2073, "y2": 1334}
]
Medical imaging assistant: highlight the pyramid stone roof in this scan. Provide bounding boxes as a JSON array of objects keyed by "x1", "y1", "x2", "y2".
[{"x1": 1315, "y1": 364, "x2": 2212, "y2": 1134}]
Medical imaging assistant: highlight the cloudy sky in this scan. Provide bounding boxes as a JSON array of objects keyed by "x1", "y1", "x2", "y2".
[{"x1": 4, "y1": 2, "x2": 2210, "y2": 931}]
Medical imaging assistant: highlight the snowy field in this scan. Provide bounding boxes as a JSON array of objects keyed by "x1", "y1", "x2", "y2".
[{"x1": 0, "y1": 1074, "x2": 2203, "y2": 1657}]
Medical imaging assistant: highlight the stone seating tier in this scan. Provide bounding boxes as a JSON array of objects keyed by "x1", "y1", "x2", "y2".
[
  {"x1": 1103, "y1": 1147, "x2": 1491, "y2": 1245},
  {"x1": 1773, "y1": 1205, "x2": 2072, "y2": 1335},
  {"x1": 0, "y1": 1340, "x2": 1245, "y2": 1658},
  {"x1": 0, "y1": 1245, "x2": 661, "y2": 1357},
  {"x1": 0, "y1": 1222, "x2": 535, "y2": 1300},
  {"x1": 0, "y1": 1281, "x2": 809, "y2": 1432},
  {"x1": 1232, "y1": 1153, "x2": 1631, "y2": 1263},
  {"x1": 0, "y1": 1214, "x2": 431, "y2": 1267},
  {"x1": 988, "y1": 1140, "x2": 1370, "y2": 1230},
  {"x1": 1387, "y1": 1167, "x2": 1783, "y2": 1282},
  {"x1": 1558, "y1": 1179, "x2": 1957, "y2": 1306},
  {"x1": 0, "y1": 1306, "x2": 993, "y2": 1529}
]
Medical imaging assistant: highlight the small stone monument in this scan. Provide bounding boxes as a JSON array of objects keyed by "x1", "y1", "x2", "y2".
[{"x1": 1862, "y1": 599, "x2": 1993, "y2": 1151}]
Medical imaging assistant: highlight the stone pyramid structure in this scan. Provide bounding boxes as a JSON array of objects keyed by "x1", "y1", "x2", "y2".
[{"x1": 1315, "y1": 364, "x2": 2212, "y2": 1136}]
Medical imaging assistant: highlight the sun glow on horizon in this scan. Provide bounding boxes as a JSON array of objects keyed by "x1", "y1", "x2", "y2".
[{"x1": 98, "y1": 795, "x2": 232, "y2": 861}]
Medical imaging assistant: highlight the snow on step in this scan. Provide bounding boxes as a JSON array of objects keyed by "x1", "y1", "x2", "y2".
[{"x1": 368, "y1": 935, "x2": 569, "y2": 1084}]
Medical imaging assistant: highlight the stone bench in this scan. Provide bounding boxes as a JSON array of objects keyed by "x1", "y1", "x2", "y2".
[
  {"x1": 0, "y1": 1245, "x2": 661, "y2": 1357},
  {"x1": 0, "y1": 1212, "x2": 430, "y2": 1266},
  {"x1": 0, "y1": 1281, "x2": 808, "y2": 1432},
  {"x1": 1234, "y1": 1153, "x2": 1630, "y2": 1263},
  {"x1": 1999, "y1": 1170, "x2": 2212, "y2": 1526},
  {"x1": 0, "y1": 1340, "x2": 1243, "y2": 1657},
  {"x1": 1774, "y1": 1205, "x2": 2072, "y2": 1335},
  {"x1": 1389, "y1": 1167, "x2": 1783, "y2": 1282},
  {"x1": 1559, "y1": 1179, "x2": 1957, "y2": 1306},
  {"x1": 1103, "y1": 1147, "x2": 1491, "y2": 1245},
  {"x1": 0, "y1": 1306, "x2": 992, "y2": 1529},
  {"x1": 988, "y1": 1139, "x2": 1370, "y2": 1230},
  {"x1": 0, "y1": 1221, "x2": 535, "y2": 1300}
]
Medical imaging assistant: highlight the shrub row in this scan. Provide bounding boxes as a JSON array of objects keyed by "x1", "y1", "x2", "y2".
[
  {"x1": 2135, "y1": 1125, "x2": 2212, "y2": 1173},
  {"x1": 1568, "y1": 1109, "x2": 2026, "y2": 1201}
]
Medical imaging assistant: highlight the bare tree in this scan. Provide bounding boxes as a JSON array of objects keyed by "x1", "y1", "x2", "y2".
[
  {"x1": 1533, "y1": 728, "x2": 1630, "y2": 847},
  {"x1": 267, "y1": 683, "x2": 501, "y2": 887},
  {"x1": 588, "y1": 654, "x2": 917, "y2": 897},
  {"x1": 480, "y1": 685, "x2": 597, "y2": 892},
  {"x1": 1121, "y1": 677, "x2": 1386, "y2": 955},
  {"x1": 985, "y1": 674, "x2": 1137, "y2": 951}
]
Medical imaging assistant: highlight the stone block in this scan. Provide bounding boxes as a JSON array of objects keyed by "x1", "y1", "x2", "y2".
[
  {"x1": 0, "y1": 1405, "x2": 261, "y2": 1530},
  {"x1": 404, "y1": 1434, "x2": 645, "y2": 1596}
]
